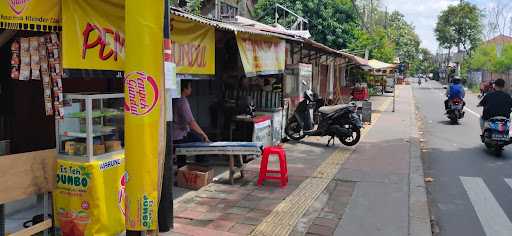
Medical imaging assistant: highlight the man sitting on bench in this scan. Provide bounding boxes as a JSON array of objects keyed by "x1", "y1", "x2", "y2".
[{"x1": 173, "y1": 80, "x2": 210, "y2": 168}]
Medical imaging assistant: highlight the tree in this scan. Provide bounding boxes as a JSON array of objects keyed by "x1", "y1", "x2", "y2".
[
  {"x1": 255, "y1": 0, "x2": 362, "y2": 50},
  {"x1": 468, "y1": 44, "x2": 497, "y2": 72},
  {"x1": 435, "y1": 2, "x2": 483, "y2": 53},
  {"x1": 387, "y1": 11, "x2": 421, "y2": 64}
]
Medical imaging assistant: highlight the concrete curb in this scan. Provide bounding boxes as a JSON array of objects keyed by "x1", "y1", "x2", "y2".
[{"x1": 408, "y1": 86, "x2": 433, "y2": 236}]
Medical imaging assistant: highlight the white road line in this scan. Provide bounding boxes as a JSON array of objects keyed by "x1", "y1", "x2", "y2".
[
  {"x1": 460, "y1": 176, "x2": 512, "y2": 236},
  {"x1": 465, "y1": 107, "x2": 481, "y2": 118},
  {"x1": 504, "y1": 178, "x2": 512, "y2": 191},
  {"x1": 438, "y1": 92, "x2": 481, "y2": 118}
]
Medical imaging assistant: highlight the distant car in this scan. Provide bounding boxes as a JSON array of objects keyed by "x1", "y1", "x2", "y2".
[{"x1": 384, "y1": 77, "x2": 395, "y2": 93}]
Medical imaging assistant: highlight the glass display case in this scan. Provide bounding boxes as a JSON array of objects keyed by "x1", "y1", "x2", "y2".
[{"x1": 56, "y1": 93, "x2": 124, "y2": 162}]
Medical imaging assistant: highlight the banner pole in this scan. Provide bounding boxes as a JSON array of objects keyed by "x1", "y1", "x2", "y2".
[{"x1": 124, "y1": 0, "x2": 165, "y2": 234}]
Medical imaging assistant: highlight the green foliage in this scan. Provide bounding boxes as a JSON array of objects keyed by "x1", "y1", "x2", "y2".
[
  {"x1": 255, "y1": 0, "x2": 361, "y2": 49},
  {"x1": 468, "y1": 44, "x2": 497, "y2": 72},
  {"x1": 186, "y1": 0, "x2": 203, "y2": 15},
  {"x1": 435, "y1": 2, "x2": 483, "y2": 52},
  {"x1": 495, "y1": 44, "x2": 512, "y2": 73},
  {"x1": 387, "y1": 11, "x2": 421, "y2": 64}
]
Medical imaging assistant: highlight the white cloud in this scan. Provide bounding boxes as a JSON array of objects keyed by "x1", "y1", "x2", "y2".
[{"x1": 381, "y1": 0, "x2": 459, "y2": 52}]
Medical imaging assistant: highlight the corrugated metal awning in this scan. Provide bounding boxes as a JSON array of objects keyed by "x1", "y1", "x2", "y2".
[{"x1": 171, "y1": 8, "x2": 299, "y2": 41}]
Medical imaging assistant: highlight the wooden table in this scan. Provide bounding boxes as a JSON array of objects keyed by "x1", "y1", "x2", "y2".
[{"x1": 175, "y1": 142, "x2": 263, "y2": 184}]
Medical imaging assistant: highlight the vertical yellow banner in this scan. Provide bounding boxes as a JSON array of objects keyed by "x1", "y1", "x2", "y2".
[{"x1": 124, "y1": 0, "x2": 164, "y2": 231}]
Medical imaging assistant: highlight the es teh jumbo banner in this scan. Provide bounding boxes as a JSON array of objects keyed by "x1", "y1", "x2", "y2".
[
  {"x1": 124, "y1": 0, "x2": 164, "y2": 231},
  {"x1": 236, "y1": 32, "x2": 285, "y2": 77},
  {"x1": 0, "y1": 0, "x2": 61, "y2": 31},
  {"x1": 170, "y1": 15, "x2": 215, "y2": 75},
  {"x1": 53, "y1": 156, "x2": 126, "y2": 236},
  {"x1": 61, "y1": 0, "x2": 124, "y2": 71}
]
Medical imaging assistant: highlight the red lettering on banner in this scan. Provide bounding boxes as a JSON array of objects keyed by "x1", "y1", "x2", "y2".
[
  {"x1": 82, "y1": 22, "x2": 125, "y2": 62},
  {"x1": 170, "y1": 41, "x2": 207, "y2": 68}
]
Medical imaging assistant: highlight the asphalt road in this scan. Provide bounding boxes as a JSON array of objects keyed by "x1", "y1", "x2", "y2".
[{"x1": 413, "y1": 79, "x2": 512, "y2": 236}]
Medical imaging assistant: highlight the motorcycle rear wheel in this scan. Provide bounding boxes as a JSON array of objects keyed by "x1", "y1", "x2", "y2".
[
  {"x1": 285, "y1": 118, "x2": 306, "y2": 141},
  {"x1": 339, "y1": 129, "x2": 361, "y2": 146}
]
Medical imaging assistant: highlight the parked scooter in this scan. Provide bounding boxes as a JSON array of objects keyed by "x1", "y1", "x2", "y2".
[
  {"x1": 285, "y1": 81, "x2": 363, "y2": 146},
  {"x1": 446, "y1": 98, "x2": 465, "y2": 124}
]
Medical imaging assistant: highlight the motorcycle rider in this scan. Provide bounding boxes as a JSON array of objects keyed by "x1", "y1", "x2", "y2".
[
  {"x1": 478, "y1": 78, "x2": 512, "y2": 131},
  {"x1": 444, "y1": 76, "x2": 465, "y2": 111}
]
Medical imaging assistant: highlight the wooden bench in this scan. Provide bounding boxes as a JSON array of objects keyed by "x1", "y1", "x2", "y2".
[
  {"x1": 0, "y1": 149, "x2": 56, "y2": 236},
  {"x1": 175, "y1": 142, "x2": 263, "y2": 184}
]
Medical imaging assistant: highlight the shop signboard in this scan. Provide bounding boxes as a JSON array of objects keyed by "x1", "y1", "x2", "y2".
[
  {"x1": 236, "y1": 32, "x2": 285, "y2": 77},
  {"x1": 284, "y1": 63, "x2": 312, "y2": 116},
  {"x1": 170, "y1": 15, "x2": 215, "y2": 75},
  {"x1": 0, "y1": 0, "x2": 61, "y2": 31},
  {"x1": 253, "y1": 116, "x2": 272, "y2": 147},
  {"x1": 61, "y1": 0, "x2": 125, "y2": 71},
  {"x1": 124, "y1": 0, "x2": 164, "y2": 231},
  {"x1": 53, "y1": 156, "x2": 126, "y2": 236}
]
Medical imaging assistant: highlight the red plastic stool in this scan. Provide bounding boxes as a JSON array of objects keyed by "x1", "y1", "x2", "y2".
[{"x1": 257, "y1": 146, "x2": 288, "y2": 187}]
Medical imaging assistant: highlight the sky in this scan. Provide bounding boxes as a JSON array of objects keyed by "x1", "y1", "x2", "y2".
[{"x1": 381, "y1": 0, "x2": 490, "y2": 53}]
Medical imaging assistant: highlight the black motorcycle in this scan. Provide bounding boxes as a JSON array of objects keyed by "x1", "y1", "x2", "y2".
[
  {"x1": 285, "y1": 86, "x2": 363, "y2": 146},
  {"x1": 446, "y1": 98, "x2": 465, "y2": 124}
]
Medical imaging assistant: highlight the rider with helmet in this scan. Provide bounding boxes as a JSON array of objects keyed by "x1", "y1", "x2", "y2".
[{"x1": 444, "y1": 76, "x2": 465, "y2": 111}]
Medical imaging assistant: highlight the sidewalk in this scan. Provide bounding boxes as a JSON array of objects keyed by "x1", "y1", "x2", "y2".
[{"x1": 165, "y1": 85, "x2": 430, "y2": 236}]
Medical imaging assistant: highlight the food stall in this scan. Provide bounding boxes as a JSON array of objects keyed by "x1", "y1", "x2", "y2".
[
  {"x1": 53, "y1": 0, "x2": 128, "y2": 235},
  {"x1": 0, "y1": 0, "x2": 64, "y2": 235}
]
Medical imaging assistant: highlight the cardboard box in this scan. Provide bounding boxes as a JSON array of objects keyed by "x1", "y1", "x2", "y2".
[
  {"x1": 94, "y1": 144, "x2": 105, "y2": 155},
  {"x1": 177, "y1": 165, "x2": 214, "y2": 190},
  {"x1": 105, "y1": 140, "x2": 122, "y2": 152}
]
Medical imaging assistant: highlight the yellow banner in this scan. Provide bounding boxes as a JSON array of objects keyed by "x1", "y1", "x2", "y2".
[
  {"x1": 62, "y1": 0, "x2": 124, "y2": 71},
  {"x1": 236, "y1": 32, "x2": 285, "y2": 77},
  {"x1": 170, "y1": 15, "x2": 215, "y2": 75},
  {"x1": 53, "y1": 156, "x2": 126, "y2": 236},
  {"x1": 124, "y1": 0, "x2": 164, "y2": 231},
  {"x1": 0, "y1": 0, "x2": 61, "y2": 31}
]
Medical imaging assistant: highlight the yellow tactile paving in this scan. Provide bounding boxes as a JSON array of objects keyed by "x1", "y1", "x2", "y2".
[{"x1": 250, "y1": 89, "x2": 396, "y2": 236}]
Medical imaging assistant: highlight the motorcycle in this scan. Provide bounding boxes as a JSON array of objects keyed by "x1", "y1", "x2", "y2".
[
  {"x1": 481, "y1": 117, "x2": 512, "y2": 156},
  {"x1": 285, "y1": 82, "x2": 363, "y2": 147},
  {"x1": 446, "y1": 98, "x2": 465, "y2": 124}
]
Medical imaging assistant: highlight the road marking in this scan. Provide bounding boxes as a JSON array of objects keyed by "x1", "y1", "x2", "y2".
[
  {"x1": 437, "y1": 91, "x2": 481, "y2": 118},
  {"x1": 504, "y1": 178, "x2": 512, "y2": 191},
  {"x1": 250, "y1": 87, "x2": 395, "y2": 236},
  {"x1": 464, "y1": 107, "x2": 481, "y2": 118},
  {"x1": 460, "y1": 176, "x2": 512, "y2": 236}
]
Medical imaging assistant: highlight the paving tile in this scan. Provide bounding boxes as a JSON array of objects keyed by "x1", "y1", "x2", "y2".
[
  {"x1": 188, "y1": 219, "x2": 213, "y2": 227},
  {"x1": 218, "y1": 213, "x2": 245, "y2": 222},
  {"x1": 307, "y1": 224, "x2": 336, "y2": 236},
  {"x1": 175, "y1": 210, "x2": 204, "y2": 220},
  {"x1": 238, "y1": 216, "x2": 263, "y2": 225},
  {"x1": 188, "y1": 204, "x2": 210, "y2": 213},
  {"x1": 226, "y1": 206, "x2": 252, "y2": 215},
  {"x1": 313, "y1": 217, "x2": 339, "y2": 228},
  {"x1": 247, "y1": 209, "x2": 271, "y2": 218},
  {"x1": 236, "y1": 200, "x2": 260, "y2": 209},
  {"x1": 206, "y1": 219, "x2": 237, "y2": 232},
  {"x1": 173, "y1": 217, "x2": 193, "y2": 225},
  {"x1": 255, "y1": 199, "x2": 281, "y2": 210},
  {"x1": 318, "y1": 211, "x2": 339, "y2": 220},
  {"x1": 172, "y1": 223, "x2": 239, "y2": 236},
  {"x1": 228, "y1": 223, "x2": 256, "y2": 235},
  {"x1": 197, "y1": 198, "x2": 222, "y2": 206},
  {"x1": 199, "y1": 212, "x2": 223, "y2": 221},
  {"x1": 217, "y1": 199, "x2": 239, "y2": 209}
]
